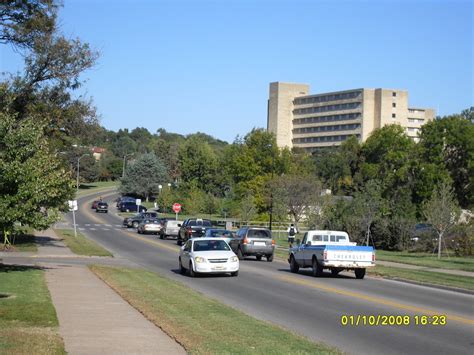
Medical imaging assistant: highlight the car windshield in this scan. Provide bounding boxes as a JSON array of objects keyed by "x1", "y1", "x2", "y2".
[
  {"x1": 209, "y1": 230, "x2": 235, "y2": 238},
  {"x1": 188, "y1": 220, "x2": 212, "y2": 227},
  {"x1": 193, "y1": 240, "x2": 230, "y2": 252}
]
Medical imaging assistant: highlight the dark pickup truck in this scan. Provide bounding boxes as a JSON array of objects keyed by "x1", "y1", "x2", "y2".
[
  {"x1": 123, "y1": 211, "x2": 158, "y2": 228},
  {"x1": 177, "y1": 218, "x2": 212, "y2": 246}
]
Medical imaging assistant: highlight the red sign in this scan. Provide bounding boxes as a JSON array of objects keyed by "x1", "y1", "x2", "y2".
[{"x1": 172, "y1": 203, "x2": 182, "y2": 213}]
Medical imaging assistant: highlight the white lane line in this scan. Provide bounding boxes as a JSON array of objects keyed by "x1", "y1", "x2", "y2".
[
  {"x1": 79, "y1": 228, "x2": 86, "y2": 231},
  {"x1": 94, "y1": 224, "x2": 101, "y2": 227},
  {"x1": 90, "y1": 228, "x2": 97, "y2": 231},
  {"x1": 115, "y1": 224, "x2": 122, "y2": 227},
  {"x1": 102, "y1": 228, "x2": 110, "y2": 231},
  {"x1": 85, "y1": 224, "x2": 91, "y2": 226},
  {"x1": 105, "y1": 224, "x2": 112, "y2": 227}
]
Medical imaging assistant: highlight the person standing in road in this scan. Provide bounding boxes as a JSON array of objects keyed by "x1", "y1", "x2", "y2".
[{"x1": 287, "y1": 223, "x2": 298, "y2": 248}]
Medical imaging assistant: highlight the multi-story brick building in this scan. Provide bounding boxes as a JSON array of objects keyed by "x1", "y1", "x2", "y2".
[{"x1": 267, "y1": 82, "x2": 435, "y2": 151}]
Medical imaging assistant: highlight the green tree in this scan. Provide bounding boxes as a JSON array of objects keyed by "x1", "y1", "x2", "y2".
[
  {"x1": 0, "y1": 110, "x2": 74, "y2": 245},
  {"x1": 418, "y1": 114, "x2": 474, "y2": 208},
  {"x1": 120, "y1": 153, "x2": 168, "y2": 201},
  {"x1": 178, "y1": 136, "x2": 218, "y2": 193}
]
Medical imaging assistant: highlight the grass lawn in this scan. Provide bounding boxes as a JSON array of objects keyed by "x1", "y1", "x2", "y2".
[
  {"x1": 1, "y1": 232, "x2": 37, "y2": 252},
  {"x1": 77, "y1": 181, "x2": 118, "y2": 198},
  {"x1": 375, "y1": 250, "x2": 474, "y2": 272},
  {"x1": 54, "y1": 229, "x2": 113, "y2": 257},
  {"x1": 90, "y1": 265, "x2": 340, "y2": 354},
  {"x1": 0, "y1": 264, "x2": 65, "y2": 354},
  {"x1": 368, "y1": 265, "x2": 474, "y2": 291}
]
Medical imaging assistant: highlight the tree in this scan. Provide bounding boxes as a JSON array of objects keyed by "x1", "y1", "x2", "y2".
[
  {"x1": 418, "y1": 114, "x2": 474, "y2": 208},
  {"x1": 239, "y1": 193, "x2": 257, "y2": 224},
  {"x1": 351, "y1": 180, "x2": 385, "y2": 246},
  {"x1": 178, "y1": 136, "x2": 218, "y2": 193},
  {"x1": 120, "y1": 153, "x2": 168, "y2": 201},
  {"x1": 0, "y1": 109, "x2": 74, "y2": 245},
  {"x1": 422, "y1": 182, "x2": 460, "y2": 259},
  {"x1": 271, "y1": 174, "x2": 322, "y2": 225}
]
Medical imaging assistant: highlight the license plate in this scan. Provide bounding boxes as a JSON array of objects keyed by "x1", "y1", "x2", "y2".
[
  {"x1": 254, "y1": 242, "x2": 266, "y2": 246},
  {"x1": 212, "y1": 266, "x2": 225, "y2": 270}
]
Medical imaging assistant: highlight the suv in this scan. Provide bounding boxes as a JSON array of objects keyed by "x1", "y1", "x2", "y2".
[
  {"x1": 123, "y1": 211, "x2": 158, "y2": 228},
  {"x1": 95, "y1": 201, "x2": 108, "y2": 213},
  {"x1": 119, "y1": 201, "x2": 146, "y2": 213},
  {"x1": 177, "y1": 218, "x2": 212, "y2": 246},
  {"x1": 160, "y1": 220, "x2": 182, "y2": 240},
  {"x1": 228, "y1": 227, "x2": 275, "y2": 262}
]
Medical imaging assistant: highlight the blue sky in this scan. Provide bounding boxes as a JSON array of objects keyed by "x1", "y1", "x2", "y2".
[{"x1": 1, "y1": 0, "x2": 472, "y2": 142}]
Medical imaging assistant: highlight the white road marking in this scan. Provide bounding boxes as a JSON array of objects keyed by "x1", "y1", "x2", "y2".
[
  {"x1": 102, "y1": 228, "x2": 110, "y2": 231},
  {"x1": 90, "y1": 228, "x2": 97, "y2": 231},
  {"x1": 85, "y1": 224, "x2": 91, "y2": 226}
]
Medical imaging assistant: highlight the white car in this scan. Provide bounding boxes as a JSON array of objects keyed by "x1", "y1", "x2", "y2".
[{"x1": 178, "y1": 238, "x2": 239, "y2": 277}]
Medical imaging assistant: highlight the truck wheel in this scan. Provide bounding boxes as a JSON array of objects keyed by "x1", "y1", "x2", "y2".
[
  {"x1": 331, "y1": 268, "x2": 341, "y2": 277},
  {"x1": 178, "y1": 258, "x2": 185, "y2": 274},
  {"x1": 290, "y1": 256, "x2": 299, "y2": 273},
  {"x1": 237, "y1": 248, "x2": 244, "y2": 260},
  {"x1": 266, "y1": 254, "x2": 274, "y2": 262},
  {"x1": 256, "y1": 255, "x2": 262, "y2": 261},
  {"x1": 159, "y1": 233, "x2": 164, "y2": 240},
  {"x1": 355, "y1": 268, "x2": 366, "y2": 279},
  {"x1": 312, "y1": 257, "x2": 323, "y2": 277}
]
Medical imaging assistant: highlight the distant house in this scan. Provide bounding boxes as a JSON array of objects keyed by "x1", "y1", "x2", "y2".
[{"x1": 91, "y1": 147, "x2": 106, "y2": 160}]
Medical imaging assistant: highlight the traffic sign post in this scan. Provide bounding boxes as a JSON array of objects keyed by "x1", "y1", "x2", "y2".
[
  {"x1": 68, "y1": 200, "x2": 78, "y2": 237},
  {"x1": 172, "y1": 203, "x2": 181, "y2": 220},
  {"x1": 136, "y1": 198, "x2": 142, "y2": 213}
]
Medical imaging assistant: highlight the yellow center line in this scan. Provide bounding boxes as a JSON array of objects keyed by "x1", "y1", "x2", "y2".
[{"x1": 275, "y1": 274, "x2": 474, "y2": 326}]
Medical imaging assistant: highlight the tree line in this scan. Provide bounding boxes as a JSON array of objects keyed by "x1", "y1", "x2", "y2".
[{"x1": 0, "y1": 1, "x2": 472, "y2": 255}]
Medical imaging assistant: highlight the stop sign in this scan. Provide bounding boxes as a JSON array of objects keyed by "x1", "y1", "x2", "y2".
[{"x1": 172, "y1": 203, "x2": 181, "y2": 213}]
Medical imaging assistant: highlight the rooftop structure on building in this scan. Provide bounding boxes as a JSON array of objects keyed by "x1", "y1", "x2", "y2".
[{"x1": 267, "y1": 82, "x2": 435, "y2": 152}]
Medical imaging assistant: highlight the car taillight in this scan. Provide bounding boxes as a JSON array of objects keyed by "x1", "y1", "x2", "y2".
[
  {"x1": 271, "y1": 239, "x2": 275, "y2": 246},
  {"x1": 323, "y1": 251, "x2": 327, "y2": 260},
  {"x1": 243, "y1": 238, "x2": 248, "y2": 245}
]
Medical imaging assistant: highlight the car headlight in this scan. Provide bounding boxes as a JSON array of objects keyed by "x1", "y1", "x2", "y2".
[
  {"x1": 229, "y1": 256, "x2": 238, "y2": 262},
  {"x1": 194, "y1": 256, "x2": 206, "y2": 263}
]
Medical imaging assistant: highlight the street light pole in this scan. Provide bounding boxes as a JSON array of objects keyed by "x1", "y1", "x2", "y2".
[{"x1": 76, "y1": 154, "x2": 89, "y2": 192}]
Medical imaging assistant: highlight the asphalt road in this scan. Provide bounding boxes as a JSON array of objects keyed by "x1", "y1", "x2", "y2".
[{"x1": 64, "y1": 191, "x2": 474, "y2": 355}]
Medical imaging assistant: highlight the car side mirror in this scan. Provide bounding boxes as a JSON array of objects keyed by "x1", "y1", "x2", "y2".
[{"x1": 296, "y1": 239, "x2": 301, "y2": 246}]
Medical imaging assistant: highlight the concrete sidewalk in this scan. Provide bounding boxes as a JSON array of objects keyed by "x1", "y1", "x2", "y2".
[{"x1": 37, "y1": 229, "x2": 186, "y2": 355}]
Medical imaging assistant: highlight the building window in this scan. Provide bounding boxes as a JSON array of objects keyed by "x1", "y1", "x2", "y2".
[
  {"x1": 392, "y1": 103, "x2": 396, "y2": 108},
  {"x1": 392, "y1": 92, "x2": 397, "y2": 97},
  {"x1": 392, "y1": 113, "x2": 396, "y2": 118}
]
